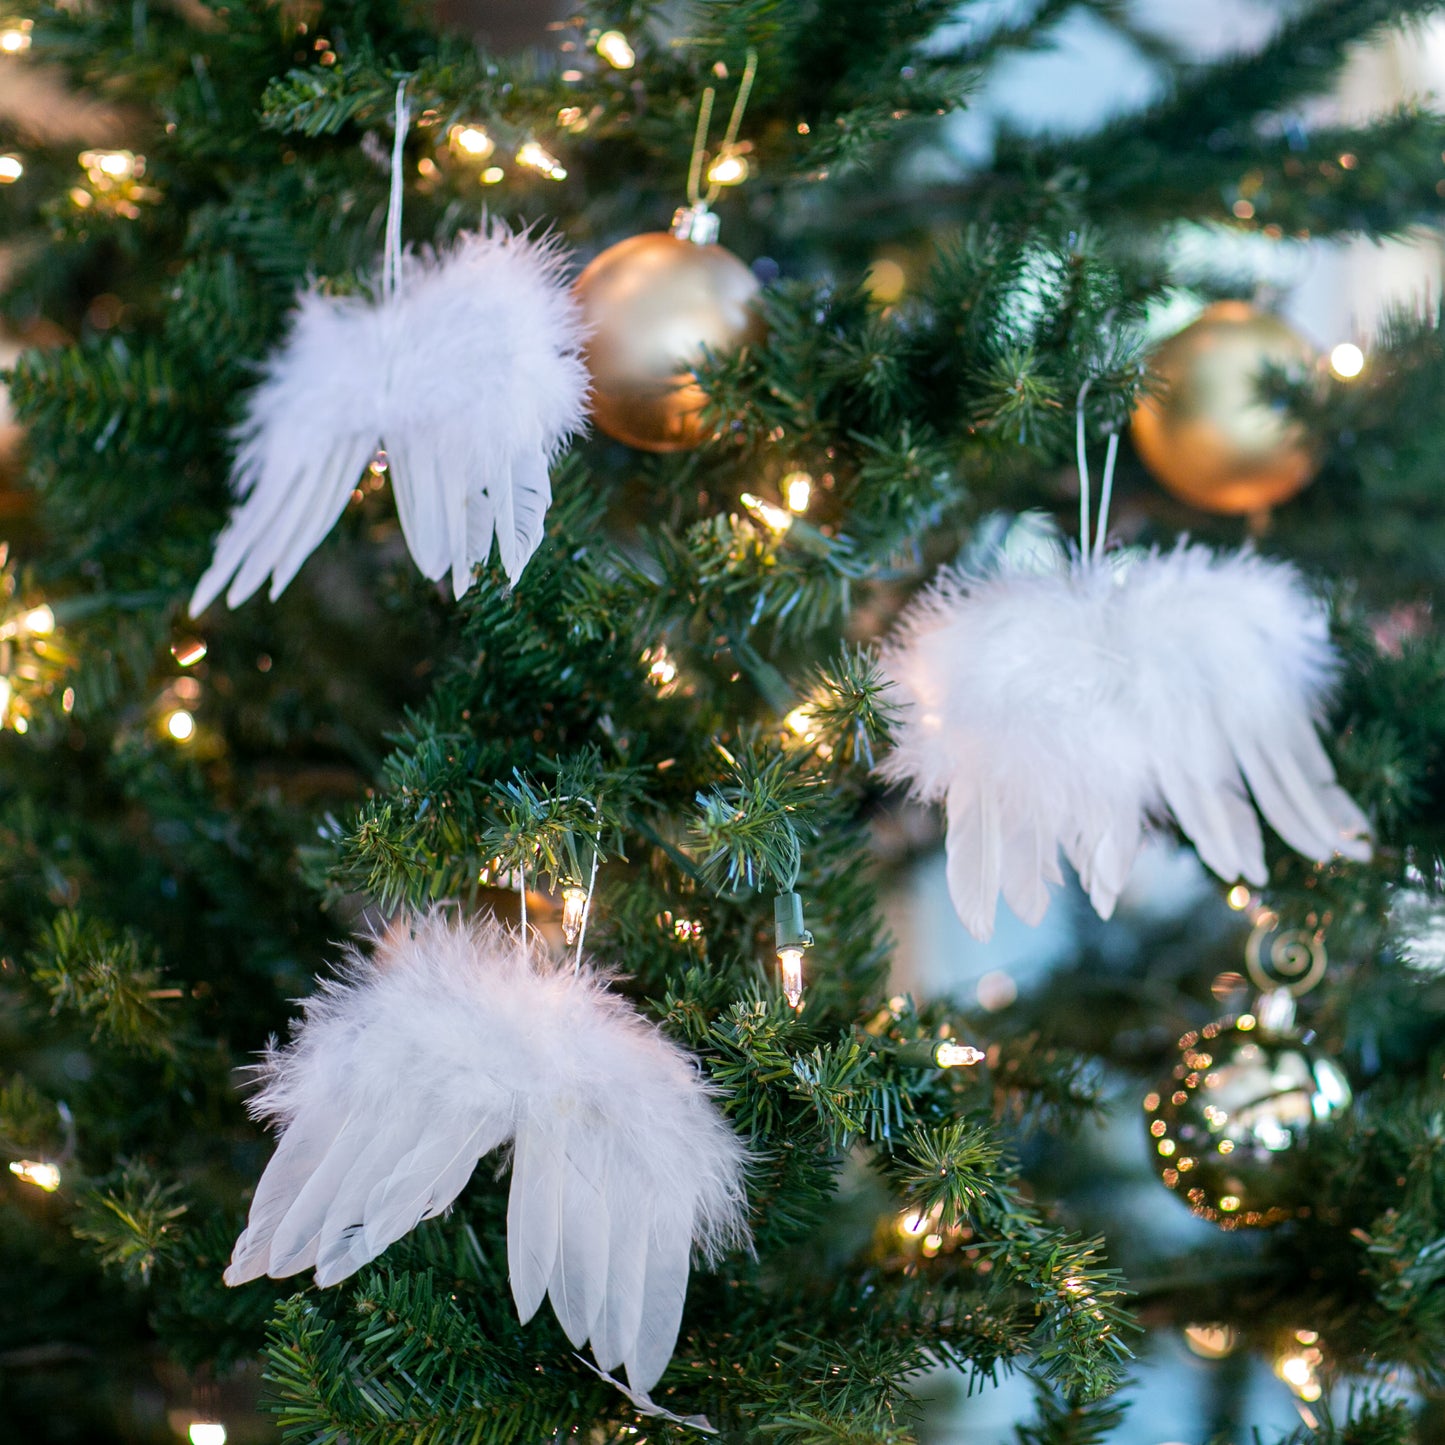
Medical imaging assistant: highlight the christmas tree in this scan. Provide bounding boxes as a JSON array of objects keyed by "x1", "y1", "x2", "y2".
[{"x1": 1, "y1": 2, "x2": 1443, "y2": 1442}]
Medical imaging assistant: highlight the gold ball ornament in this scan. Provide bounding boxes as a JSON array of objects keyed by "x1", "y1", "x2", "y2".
[
  {"x1": 573, "y1": 231, "x2": 764, "y2": 452},
  {"x1": 1143, "y1": 1012, "x2": 1350, "y2": 1230},
  {"x1": 1131, "y1": 301, "x2": 1319, "y2": 514}
]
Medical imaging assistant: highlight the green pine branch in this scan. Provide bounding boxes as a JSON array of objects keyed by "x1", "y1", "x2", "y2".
[
  {"x1": 73, "y1": 1161, "x2": 187, "y2": 1285},
  {"x1": 27, "y1": 910, "x2": 178, "y2": 1057}
]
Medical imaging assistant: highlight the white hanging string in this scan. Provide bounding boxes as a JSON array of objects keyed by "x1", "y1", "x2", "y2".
[
  {"x1": 1076, "y1": 377, "x2": 1121, "y2": 562},
  {"x1": 685, "y1": 48, "x2": 759, "y2": 209},
  {"x1": 1093, "y1": 432, "x2": 1120, "y2": 561},
  {"x1": 1075, "y1": 378, "x2": 1092, "y2": 554},
  {"x1": 517, "y1": 856, "x2": 528, "y2": 940},
  {"x1": 382, "y1": 79, "x2": 410, "y2": 302},
  {"x1": 573, "y1": 840, "x2": 600, "y2": 974}
]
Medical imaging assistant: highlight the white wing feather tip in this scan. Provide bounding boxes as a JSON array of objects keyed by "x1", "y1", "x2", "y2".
[
  {"x1": 191, "y1": 222, "x2": 590, "y2": 616},
  {"x1": 226, "y1": 910, "x2": 749, "y2": 1398},
  {"x1": 879, "y1": 542, "x2": 1372, "y2": 939}
]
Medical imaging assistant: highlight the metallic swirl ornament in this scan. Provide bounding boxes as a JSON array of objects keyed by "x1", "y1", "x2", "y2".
[
  {"x1": 1144, "y1": 908, "x2": 1346, "y2": 1230},
  {"x1": 1245, "y1": 911, "x2": 1328, "y2": 997},
  {"x1": 1143, "y1": 1011, "x2": 1350, "y2": 1230}
]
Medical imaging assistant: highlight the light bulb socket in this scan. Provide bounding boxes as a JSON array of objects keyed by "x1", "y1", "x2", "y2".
[
  {"x1": 774, "y1": 892, "x2": 812, "y2": 1009},
  {"x1": 890, "y1": 1039, "x2": 985, "y2": 1070},
  {"x1": 773, "y1": 892, "x2": 813, "y2": 954}
]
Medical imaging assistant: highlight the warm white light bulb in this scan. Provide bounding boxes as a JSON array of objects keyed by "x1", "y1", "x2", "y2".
[
  {"x1": 785, "y1": 706, "x2": 816, "y2": 740},
  {"x1": 0, "y1": 24, "x2": 31, "y2": 52},
  {"x1": 644, "y1": 646, "x2": 679, "y2": 691},
  {"x1": 82, "y1": 149, "x2": 138, "y2": 180},
  {"x1": 1329, "y1": 342, "x2": 1365, "y2": 379},
  {"x1": 779, "y1": 946, "x2": 805, "y2": 1008},
  {"x1": 449, "y1": 124, "x2": 494, "y2": 160},
  {"x1": 480, "y1": 166, "x2": 504, "y2": 185},
  {"x1": 189, "y1": 1423, "x2": 228, "y2": 1445},
  {"x1": 897, "y1": 1209, "x2": 929, "y2": 1238},
  {"x1": 9, "y1": 1159, "x2": 60, "y2": 1191},
  {"x1": 0, "y1": 154, "x2": 22, "y2": 183},
  {"x1": 706, "y1": 151, "x2": 750, "y2": 187},
  {"x1": 1274, "y1": 1335, "x2": 1325, "y2": 1402},
  {"x1": 783, "y1": 471, "x2": 813, "y2": 514},
  {"x1": 1279, "y1": 1355, "x2": 1311, "y2": 1387},
  {"x1": 934, "y1": 1041, "x2": 985, "y2": 1068},
  {"x1": 560, "y1": 885, "x2": 588, "y2": 946},
  {"x1": 740, "y1": 493, "x2": 793, "y2": 536},
  {"x1": 23, "y1": 605, "x2": 54, "y2": 635},
  {"x1": 171, "y1": 638, "x2": 207, "y2": 667},
  {"x1": 166, "y1": 709, "x2": 196, "y2": 742},
  {"x1": 516, "y1": 142, "x2": 566, "y2": 180},
  {"x1": 596, "y1": 30, "x2": 635, "y2": 69}
]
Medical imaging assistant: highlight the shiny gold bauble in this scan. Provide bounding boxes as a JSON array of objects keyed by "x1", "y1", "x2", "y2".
[
  {"x1": 1131, "y1": 301, "x2": 1319, "y2": 514},
  {"x1": 573, "y1": 232, "x2": 764, "y2": 452},
  {"x1": 1143, "y1": 1013, "x2": 1350, "y2": 1230}
]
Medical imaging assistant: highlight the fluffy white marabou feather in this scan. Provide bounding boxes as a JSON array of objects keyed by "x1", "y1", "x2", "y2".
[
  {"x1": 225, "y1": 911, "x2": 749, "y2": 1396},
  {"x1": 191, "y1": 223, "x2": 589, "y2": 614},
  {"x1": 878, "y1": 543, "x2": 1372, "y2": 940}
]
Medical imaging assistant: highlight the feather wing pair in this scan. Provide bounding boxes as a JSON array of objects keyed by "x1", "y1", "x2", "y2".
[
  {"x1": 879, "y1": 544, "x2": 1372, "y2": 940},
  {"x1": 191, "y1": 223, "x2": 589, "y2": 614},
  {"x1": 225, "y1": 911, "x2": 749, "y2": 1396}
]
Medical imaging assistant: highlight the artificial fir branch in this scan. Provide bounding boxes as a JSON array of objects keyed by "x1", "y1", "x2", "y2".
[
  {"x1": 1011, "y1": 1381, "x2": 1131, "y2": 1445},
  {"x1": 0, "y1": 1072, "x2": 64, "y2": 1158},
  {"x1": 73, "y1": 1161, "x2": 188, "y2": 1285},
  {"x1": 27, "y1": 911, "x2": 177, "y2": 1057},
  {"x1": 1277, "y1": 1396, "x2": 1418, "y2": 1445}
]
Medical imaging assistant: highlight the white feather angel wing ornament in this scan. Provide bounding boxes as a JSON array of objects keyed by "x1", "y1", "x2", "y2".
[
  {"x1": 878, "y1": 542, "x2": 1372, "y2": 941},
  {"x1": 225, "y1": 911, "x2": 749, "y2": 1397},
  {"x1": 189, "y1": 222, "x2": 589, "y2": 614}
]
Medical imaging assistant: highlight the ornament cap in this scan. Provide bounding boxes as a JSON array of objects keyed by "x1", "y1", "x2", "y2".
[
  {"x1": 671, "y1": 202, "x2": 721, "y2": 246},
  {"x1": 1255, "y1": 987, "x2": 1298, "y2": 1035}
]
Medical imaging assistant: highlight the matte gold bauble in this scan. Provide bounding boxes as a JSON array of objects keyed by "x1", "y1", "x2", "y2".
[
  {"x1": 573, "y1": 232, "x2": 764, "y2": 452},
  {"x1": 1131, "y1": 301, "x2": 1318, "y2": 515},
  {"x1": 1143, "y1": 1013, "x2": 1350, "y2": 1230}
]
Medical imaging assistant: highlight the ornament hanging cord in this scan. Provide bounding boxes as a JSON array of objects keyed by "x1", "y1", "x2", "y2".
[
  {"x1": 383, "y1": 78, "x2": 411, "y2": 302},
  {"x1": 574, "y1": 824, "x2": 601, "y2": 972},
  {"x1": 686, "y1": 48, "x2": 759, "y2": 208},
  {"x1": 1075, "y1": 379, "x2": 1121, "y2": 561}
]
